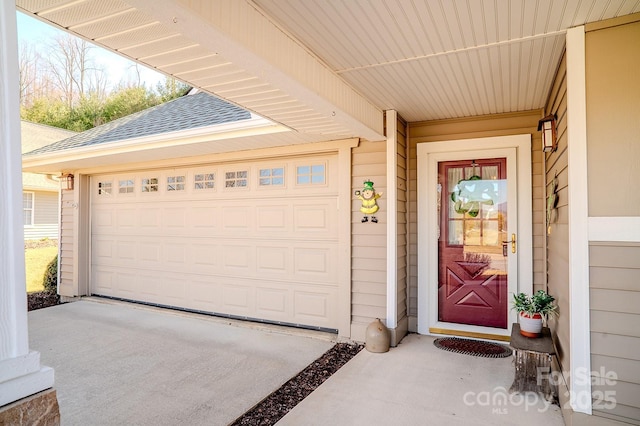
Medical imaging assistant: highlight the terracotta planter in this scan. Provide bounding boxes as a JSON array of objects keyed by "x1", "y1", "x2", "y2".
[{"x1": 519, "y1": 312, "x2": 543, "y2": 338}]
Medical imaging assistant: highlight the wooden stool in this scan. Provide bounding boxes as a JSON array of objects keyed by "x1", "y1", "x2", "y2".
[{"x1": 510, "y1": 323, "x2": 557, "y2": 402}]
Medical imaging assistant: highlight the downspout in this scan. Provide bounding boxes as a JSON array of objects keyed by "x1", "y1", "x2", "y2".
[
  {"x1": 386, "y1": 110, "x2": 398, "y2": 340},
  {"x1": 542, "y1": 140, "x2": 548, "y2": 293}
]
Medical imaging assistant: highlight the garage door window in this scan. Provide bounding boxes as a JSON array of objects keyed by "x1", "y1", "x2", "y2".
[
  {"x1": 142, "y1": 178, "x2": 159, "y2": 192},
  {"x1": 167, "y1": 176, "x2": 185, "y2": 191},
  {"x1": 259, "y1": 168, "x2": 284, "y2": 186},
  {"x1": 119, "y1": 179, "x2": 134, "y2": 194},
  {"x1": 225, "y1": 170, "x2": 248, "y2": 188},
  {"x1": 194, "y1": 173, "x2": 215, "y2": 190},
  {"x1": 296, "y1": 164, "x2": 325, "y2": 185},
  {"x1": 98, "y1": 181, "x2": 112, "y2": 195}
]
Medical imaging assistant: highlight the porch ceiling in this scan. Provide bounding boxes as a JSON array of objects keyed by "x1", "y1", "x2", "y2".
[{"x1": 16, "y1": 0, "x2": 640, "y2": 140}]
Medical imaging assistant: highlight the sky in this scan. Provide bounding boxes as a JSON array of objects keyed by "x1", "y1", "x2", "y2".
[{"x1": 16, "y1": 11, "x2": 166, "y2": 91}]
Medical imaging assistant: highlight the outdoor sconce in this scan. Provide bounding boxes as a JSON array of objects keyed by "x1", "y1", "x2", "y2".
[
  {"x1": 538, "y1": 114, "x2": 557, "y2": 152},
  {"x1": 62, "y1": 174, "x2": 74, "y2": 190}
]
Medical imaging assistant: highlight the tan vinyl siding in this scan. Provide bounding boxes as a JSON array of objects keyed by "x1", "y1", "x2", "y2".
[
  {"x1": 586, "y1": 20, "x2": 640, "y2": 217},
  {"x1": 544, "y1": 52, "x2": 571, "y2": 377},
  {"x1": 590, "y1": 243, "x2": 640, "y2": 422},
  {"x1": 585, "y1": 19, "x2": 640, "y2": 424},
  {"x1": 23, "y1": 190, "x2": 59, "y2": 240},
  {"x1": 351, "y1": 141, "x2": 387, "y2": 332},
  {"x1": 407, "y1": 110, "x2": 543, "y2": 329},
  {"x1": 58, "y1": 188, "x2": 75, "y2": 296}
]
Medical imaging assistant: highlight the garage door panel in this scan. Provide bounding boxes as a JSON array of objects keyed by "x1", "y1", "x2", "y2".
[
  {"x1": 192, "y1": 243, "x2": 218, "y2": 268},
  {"x1": 134, "y1": 274, "x2": 157, "y2": 299},
  {"x1": 222, "y1": 206, "x2": 252, "y2": 230},
  {"x1": 256, "y1": 205, "x2": 288, "y2": 230},
  {"x1": 164, "y1": 243, "x2": 187, "y2": 265},
  {"x1": 117, "y1": 241, "x2": 137, "y2": 261},
  {"x1": 163, "y1": 207, "x2": 187, "y2": 229},
  {"x1": 256, "y1": 245, "x2": 288, "y2": 274},
  {"x1": 256, "y1": 288, "x2": 289, "y2": 317},
  {"x1": 91, "y1": 155, "x2": 340, "y2": 330},
  {"x1": 187, "y1": 278, "x2": 222, "y2": 310},
  {"x1": 293, "y1": 244, "x2": 338, "y2": 283},
  {"x1": 222, "y1": 244, "x2": 254, "y2": 272},
  {"x1": 190, "y1": 206, "x2": 218, "y2": 229},
  {"x1": 94, "y1": 209, "x2": 114, "y2": 229},
  {"x1": 94, "y1": 238, "x2": 114, "y2": 259},
  {"x1": 294, "y1": 288, "x2": 338, "y2": 327},
  {"x1": 293, "y1": 199, "x2": 338, "y2": 237},
  {"x1": 93, "y1": 267, "x2": 114, "y2": 294},
  {"x1": 115, "y1": 271, "x2": 138, "y2": 298},
  {"x1": 117, "y1": 208, "x2": 138, "y2": 228},
  {"x1": 140, "y1": 242, "x2": 161, "y2": 262},
  {"x1": 221, "y1": 283, "x2": 253, "y2": 311},
  {"x1": 156, "y1": 274, "x2": 187, "y2": 302}
]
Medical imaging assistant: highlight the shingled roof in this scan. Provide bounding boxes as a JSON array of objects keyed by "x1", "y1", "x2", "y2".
[{"x1": 24, "y1": 91, "x2": 252, "y2": 156}]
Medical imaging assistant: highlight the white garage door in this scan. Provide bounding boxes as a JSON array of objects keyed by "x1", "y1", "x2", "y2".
[{"x1": 90, "y1": 155, "x2": 340, "y2": 330}]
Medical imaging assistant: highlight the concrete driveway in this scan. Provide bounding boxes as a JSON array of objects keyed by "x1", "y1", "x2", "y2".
[{"x1": 28, "y1": 298, "x2": 334, "y2": 426}]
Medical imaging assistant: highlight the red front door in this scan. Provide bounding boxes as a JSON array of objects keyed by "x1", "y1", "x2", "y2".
[{"x1": 438, "y1": 158, "x2": 508, "y2": 329}]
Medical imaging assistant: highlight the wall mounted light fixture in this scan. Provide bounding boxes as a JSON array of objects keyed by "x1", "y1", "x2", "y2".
[
  {"x1": 62, "y1": 174, "x2": 74, "y2": 190},
  {"x1": 538, "y1": 114, "x2": 557, "y2": 152}
]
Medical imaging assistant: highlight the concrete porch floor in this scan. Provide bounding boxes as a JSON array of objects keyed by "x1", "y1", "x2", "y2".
[
  {"x1": 279, "y1": 333, "x2": 565, "y2": 425},
  {"x1": 28, "y1": 298, "x2": 565, "y2": 425}
]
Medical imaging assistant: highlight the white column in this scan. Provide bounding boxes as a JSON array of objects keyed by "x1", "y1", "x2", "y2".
[
  {"x1": 566, "y1": 25, "x2": 592, "y2": 415},
  {"x1": 0, "y1": 2, "x2": 54, "y2": 407}
]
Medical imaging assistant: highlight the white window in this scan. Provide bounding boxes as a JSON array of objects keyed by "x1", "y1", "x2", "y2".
[
  {"x1": 296, "y1": 164, "x2": 325, "y2": 185},
  {"x1": 167, "y1": 175, "x2": 185, "y2": 191},
  {"x1": 119, "y1": 179, "x2": 135, "y2": 194},
  {"x1": 98, "y1": 181, "x2": 112, "y2": 195},
  {"x1": 142, "y1": 178, "x2": 159, "y2": 192},
  {"x1": 194, "y1": 173, "x2": 215, "y2": 190},
  {"x1": 259, "y1": 167, "x2": 284, "y2": 186},
  {"x1": 23, "y1": 192, "x2": 34, "y2": 226},
  {"x1": 225, "y1": 170, "x2": 248, "y2": 188}
]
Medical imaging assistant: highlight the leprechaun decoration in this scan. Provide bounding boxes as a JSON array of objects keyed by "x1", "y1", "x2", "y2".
[{"x1": 355, "y1": 180, "x2": 382, "y2": 223}]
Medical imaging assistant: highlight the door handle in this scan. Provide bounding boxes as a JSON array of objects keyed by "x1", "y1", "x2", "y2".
[{"x1": 502, "y1": 233, "x2": 516, "y2": 254}]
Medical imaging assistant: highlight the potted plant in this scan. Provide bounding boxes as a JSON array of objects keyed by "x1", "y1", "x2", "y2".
[{"x1": 512, "y1": 290, "x2": 558, "y2": 337}]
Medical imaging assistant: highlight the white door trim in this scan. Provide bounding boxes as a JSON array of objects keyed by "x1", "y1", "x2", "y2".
[{"x1": 416, "y1": 134, "x2": 532, "y2": 336}]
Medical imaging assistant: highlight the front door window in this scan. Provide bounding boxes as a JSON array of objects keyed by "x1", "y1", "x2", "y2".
[{"x1": 438, "y1": 158, "x2": 508, "y2": 329}]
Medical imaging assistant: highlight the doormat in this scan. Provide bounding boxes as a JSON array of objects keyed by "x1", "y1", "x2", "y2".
[{"x1": 433, "y1": 337, "x2": 512, "y2": 358}]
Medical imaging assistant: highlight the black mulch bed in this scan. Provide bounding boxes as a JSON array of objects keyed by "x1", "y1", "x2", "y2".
[
  {"x1": 27, "y1": 291, "x2": 61, "y2": 311},
  {"x1": 231, "y1": 342, "x2": 364, "y2": 426}
]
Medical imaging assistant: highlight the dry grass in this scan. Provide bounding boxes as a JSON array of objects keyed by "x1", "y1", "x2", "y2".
[{"x1": 25, "y1": 246, "x2": 57, "y2": 293}]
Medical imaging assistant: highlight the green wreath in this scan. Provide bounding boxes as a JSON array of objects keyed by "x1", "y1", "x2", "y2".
[{"x1": 450, "y1": 176, "x2": 482, "y2": 217}]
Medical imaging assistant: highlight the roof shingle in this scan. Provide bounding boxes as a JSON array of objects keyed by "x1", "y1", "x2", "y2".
[{"x1": 25, "y1": 92, "x2": 252, "y2": 156}]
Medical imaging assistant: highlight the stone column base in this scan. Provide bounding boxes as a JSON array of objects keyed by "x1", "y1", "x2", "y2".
[{"x1": 0, "y1": 389, "x2": 60, "y2": 425}]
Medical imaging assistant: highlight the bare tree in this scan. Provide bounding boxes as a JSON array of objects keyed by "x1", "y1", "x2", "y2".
[
  {"x1": 45, "y1": 34, "x2": 106, "y2": 107},
  {"x1": 128, "y1": 63, "x2": 142, "y2": 87},
  {"x1": 19, "y1": 42, "x2": 42, "y2": 107}
]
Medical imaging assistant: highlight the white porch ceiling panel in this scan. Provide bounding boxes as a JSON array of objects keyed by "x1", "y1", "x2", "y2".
[
  {"x1": 16, "y1": 0, "x2": 640, "y2": 131},
  {"x1": 254, "y1": 0, "x2": 640, "y2": 122}
]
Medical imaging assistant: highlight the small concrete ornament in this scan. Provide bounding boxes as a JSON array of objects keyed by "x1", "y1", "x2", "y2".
[
  {"x1": 355, "y1": 180, "x2": 382, "y2": 223},
  {"x1": 365, "y1": 318, "x2": 390, "y2": 353}
]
